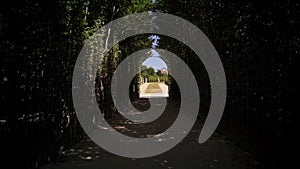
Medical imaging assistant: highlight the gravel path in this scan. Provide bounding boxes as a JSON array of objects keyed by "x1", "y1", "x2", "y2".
[{"x1": 41, "y1": 101, "x2": 263, "y2": 169}]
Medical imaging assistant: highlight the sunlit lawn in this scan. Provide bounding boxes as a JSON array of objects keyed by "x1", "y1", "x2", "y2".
[{"x1": 145, "y1": 83, "x2": 163, "y2": 93}]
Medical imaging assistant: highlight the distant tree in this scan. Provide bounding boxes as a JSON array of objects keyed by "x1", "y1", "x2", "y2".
[
  {"x1": 141, "y1": 65, "x2": 148, "y2": 71},
  {"x1": 157, "y1": 70, "x2": 162, "y2": 76},
  {"x1": 147, "y1": 67, "x2": 155, "y2": 76}
]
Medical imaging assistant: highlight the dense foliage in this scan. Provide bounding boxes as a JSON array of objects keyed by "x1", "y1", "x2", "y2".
[{"x1": 0, "y1": 0, "x2": 297, "y2": 168}]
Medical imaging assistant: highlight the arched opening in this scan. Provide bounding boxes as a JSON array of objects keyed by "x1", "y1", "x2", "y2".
[{"x1": 138, "y1": 49, "x2": 169, "y2": 98}]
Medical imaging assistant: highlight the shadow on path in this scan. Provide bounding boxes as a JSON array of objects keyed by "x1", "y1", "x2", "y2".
[{"x1": 41, "y1": 101, "x2": 263, "y2": 169}]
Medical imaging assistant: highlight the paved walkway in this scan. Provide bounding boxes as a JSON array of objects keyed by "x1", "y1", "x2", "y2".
[
  {"x1": 140, "y1": 82, "x2": 169, "y2": 98},
  {"x1": 41, "y1": 101, "x2": 262, "y2": 169}
]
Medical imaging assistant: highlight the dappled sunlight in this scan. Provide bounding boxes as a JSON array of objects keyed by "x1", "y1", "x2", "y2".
[
  {"x1": 41, "y1": 118, "x2": 263, "y2": 169},
  {"x1": 3, "y1": 0, "x2": 294, "y2": 168},
  {"x1": 99, "y1": 100, "x2": 180, "y2": 139},
  {"x1": 53, "y1": 138, "x2": 104, "y2": 163}
]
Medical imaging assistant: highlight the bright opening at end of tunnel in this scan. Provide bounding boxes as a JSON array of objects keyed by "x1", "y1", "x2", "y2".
[{"x1": 139, "y1": 49, "x2": 169, "y2": 98}]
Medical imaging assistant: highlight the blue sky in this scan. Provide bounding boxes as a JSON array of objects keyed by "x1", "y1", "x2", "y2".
[
  {"x1": 149, "y1": 35, "x2": 160, "y2": 48},
  {"x1": 142, "y1": 49, "x2": 167, "y2": 71},
  {"x1": 141, "y1": 35, "x2": 167, "y2": 71}
]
